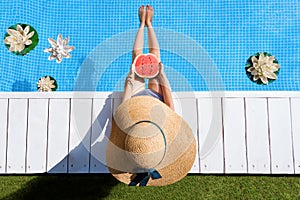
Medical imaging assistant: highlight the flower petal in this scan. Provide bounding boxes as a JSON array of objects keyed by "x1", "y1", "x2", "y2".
[
  {"x1": 260, "y1": 76, "x2": 268, "y2": 84},
  {"x1": 251, "y1": 56, "x2": 258, "y2": 64},
  {"x1": 63, "y1": 36, "x2": 69, "y2": 46},
  {"x1": 270, "y1": 63, "x2": 280, "y2": 71},
  {"x1": 268, "y1": 56, "x2": 275, "y2": 63},
  {"x1": 57, "y1": 34, "x2": 63, "y2": 46},
  {"x1": 44, "y1": 47, "x2": 53, "y2": 53},
  {"x1": 9, "y1": 45, "x2": 15, "y2": 52},
  {"x1": 15, "y1": 43, "x2": 25, "y2": 52},
  {"x1": 24, "y1": 26, "x2": 30, "y2": 35},
  {"x1": 16, "y1": 25, "x2": 23, "y2": 33},
  {"x1": 26, "y1": 30, "x2": 35, "y2": 39},
  {"x1": 267, "y1": 66, "x2": 278, "y2": 73},
  {"x1": 253, "y1": 75, "x2": 259, "y2": 81},
  {"x1": 56, "y1": 56, "x2": 62, "y2": 63},
  {"x1": 48, "y1": 38, "x2": 57, "y2": 47},
  {"x1": 66, "y1": 46, "x2": 75, "y2": 52},
  {"x1": 65, "y1": 53, "x2": 71, "y2": 58},
  {"x1": 259, "y1": 53, "x2": 265, "y2": 61},
  {"x1": 265, "y1": 71, "x2": 278, "y2": 80},
  {"x1": 251, "y1": 70, "x2": 258, "y2": 76},
  {"x1": 7, "y1": 29, "x2": 19, "y2": 37},
  {"x1": 247, "y1": 67, "x2": 255, "y2": 72},
  {"x1": 60, "y1": 50, "x2": 68, "y2": 57},
  {"x1": 25, "y1": 39, "x2": 32, "y2": 45},
  {"x1": 4, "y1": 36, "x2": 15, "y2": 44},
  {"x1": 252, "y1": 63, "x2": 259, "y2": 70},
  {"x1": 48, "y1": 54, "x2": 56, "y2": 60}
]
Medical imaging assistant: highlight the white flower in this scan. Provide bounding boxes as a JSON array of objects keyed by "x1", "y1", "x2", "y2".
[
  {"x1": 247, "y1": 53, "x2": 280, "y2": 84},
  {"x1": 44, "y1": 34, "x2": 75, "y2": 63},
  {"x1": 37, "y1": 76, "x2": 56, "y2": 92},
  {"x1": 3, "y1": 25, "x2": 35, "y2": 52}
]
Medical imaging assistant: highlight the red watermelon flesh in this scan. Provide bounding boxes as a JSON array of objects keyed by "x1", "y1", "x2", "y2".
[{"x1": 134, "y1": 54, "x2": 159, "y2": 78}]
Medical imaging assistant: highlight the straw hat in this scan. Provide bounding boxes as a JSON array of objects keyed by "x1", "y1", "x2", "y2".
[{"x1": 106, "y1": 96, "x2": 196, "y2": 186}]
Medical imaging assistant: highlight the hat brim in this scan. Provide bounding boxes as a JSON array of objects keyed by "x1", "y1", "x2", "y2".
[{"x1": 106, "y1": 96, "x2": 196, "y2": 186}]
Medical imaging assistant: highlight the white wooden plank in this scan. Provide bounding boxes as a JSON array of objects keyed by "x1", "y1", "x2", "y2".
[
  {"x1": 47, "y1": 99, "x2": 70, "y2": 173},
  {"x1": 6, "y1": 99, "x2": 28, "y2": 173},
  {"x1": 90, "y1": 98, "x2": 112, "y2": 173},
  {"x1": 268, "y1": 98, "x2": 294, "y2": 174},
  {"x1": 291, "y1": 98, "x2": 300, "y2": 174},
  {"x1": 223, "y1": 98, "x2": 247, "y2": 173},
  {"x1": 3, "y1": 91, "x2": 300, "y2": 99},
  {"x1": 68, "y1": 99, "x2": 92, "y2": 173},
  {"x1": 245, "y1": 98, "x2": 271, "y2": 173},
  {"x1": 174, "y1": 98, "x2": 199, "y2": 173},
  {"x1": 0, "y1": 99, "x2": 8, "y2": 173},
  {"x1": 198, "y1": 98, "x2": 224, "y2": 173},
  {"x1": 26, "y1": 99, "x2": 48, "y2": 173}
]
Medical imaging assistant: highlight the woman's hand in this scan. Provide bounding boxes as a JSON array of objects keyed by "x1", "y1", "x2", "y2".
[
  {"x1": 158, "y1": 62, "x2": 166, "y2": 80},
  {"x1": 159, "y1": 62, "x2": 163, "y2": 72}
]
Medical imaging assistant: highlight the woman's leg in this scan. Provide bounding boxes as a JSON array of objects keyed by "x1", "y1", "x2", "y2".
[
  {"x1": 147, "y1": 5, "x2": 162, "y2": 94},
  {"x1": 146, "y1": 5, "x2": 160, "y2": 61},
  {"x1": 123, "y1": 6, "x2": 146, "y2": 103},
  {"x1": 132, "y1": 6, "x2": 145, "y2": 62},
  {"x1": 146, "y1": 5, "x2": 174, "y2": 110}
]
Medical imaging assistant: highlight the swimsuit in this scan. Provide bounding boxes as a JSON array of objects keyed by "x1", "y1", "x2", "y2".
[{"x1": 133, "y1": 89, "x2": 164, "y2": 102}]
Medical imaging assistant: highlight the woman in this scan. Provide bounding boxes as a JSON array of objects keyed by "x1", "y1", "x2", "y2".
[{"x1": 122, "y1": 5, "x2": 174, "y2": 111}]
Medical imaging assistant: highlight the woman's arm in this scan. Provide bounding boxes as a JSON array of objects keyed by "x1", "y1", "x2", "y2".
[
  {"x1": 122, "y1": 65, "x2": 146, "y2": 103},
  {"x1": 122, "y1": 66, "x2": 134, "y2": 103},
  {"x1": 158, "y1": 63, "x2": 175, "y2": 111}
]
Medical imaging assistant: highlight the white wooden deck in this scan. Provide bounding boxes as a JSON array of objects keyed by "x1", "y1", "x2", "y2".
[{"x1": 0, "y1": 91, "x2": 299, "y2": 174}]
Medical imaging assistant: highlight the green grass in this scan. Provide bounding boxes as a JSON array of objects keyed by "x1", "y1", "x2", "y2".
[{"x1": 0, "y1": 175, "x2": 300, "y2": 200}]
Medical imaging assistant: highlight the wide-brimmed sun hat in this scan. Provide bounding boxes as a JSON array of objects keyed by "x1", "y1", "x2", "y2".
[{"x1": 106, "y1": 96, "x2": 196, "y2": 186}]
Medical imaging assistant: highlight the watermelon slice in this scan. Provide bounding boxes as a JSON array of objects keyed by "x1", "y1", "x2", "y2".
[{"x1": 133, "y1": 53, "x2": 160, "y2": 79}]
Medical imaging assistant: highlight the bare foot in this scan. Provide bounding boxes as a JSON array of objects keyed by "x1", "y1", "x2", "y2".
[
  {"x1": 146, "y1": 5, "x2": 154, "y2": 27},
  {"x1": 139, "y1": 5, "x2": 146, "y2": 27}
]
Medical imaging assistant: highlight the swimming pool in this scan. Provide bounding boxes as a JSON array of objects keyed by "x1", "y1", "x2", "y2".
[{"x1": 1, "y1": 0, "x2": 299, "y2": 92}]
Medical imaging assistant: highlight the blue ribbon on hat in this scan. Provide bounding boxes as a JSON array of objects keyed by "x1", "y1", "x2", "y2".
[
  {"x1": 128, "y1": 168, "x2": 162, "y2": 186},
  {"x1": 128, "y1": 120, "x2": 166, "y2": 186}
]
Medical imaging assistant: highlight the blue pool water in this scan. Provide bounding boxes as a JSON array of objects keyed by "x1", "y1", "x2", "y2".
[{"x1": 0, "y1": 0, "x2": 299, "y2": 92}]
